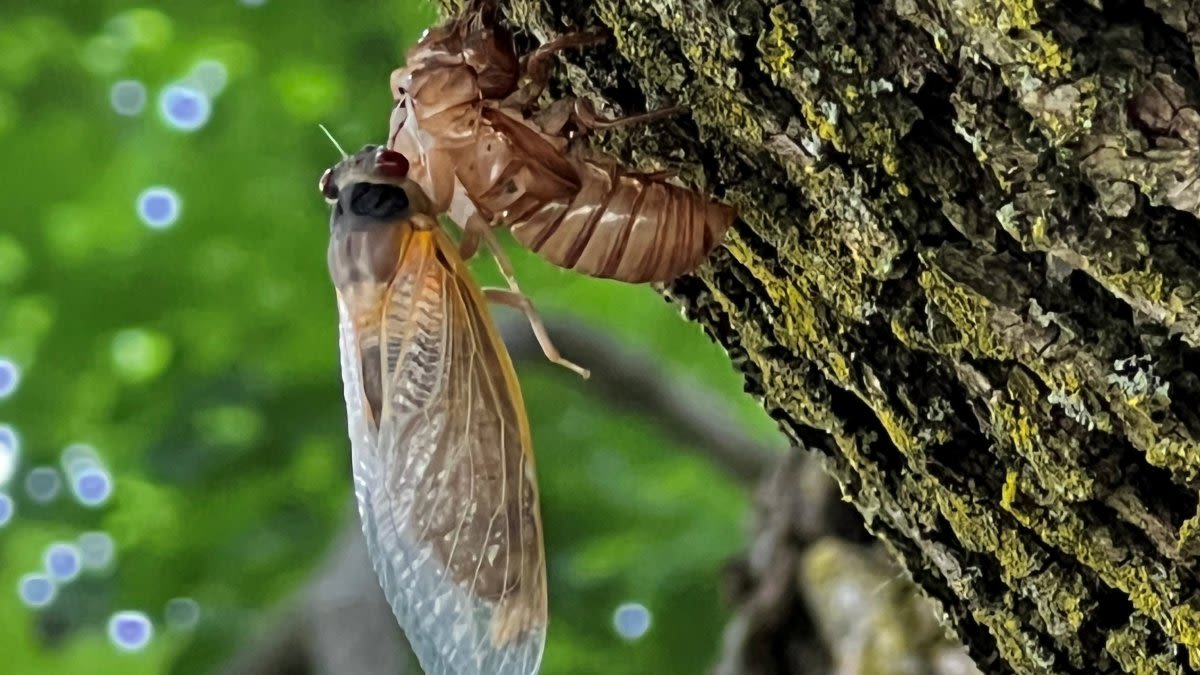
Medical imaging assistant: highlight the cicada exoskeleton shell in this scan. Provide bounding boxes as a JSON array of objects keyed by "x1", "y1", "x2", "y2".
[{"x1": 386, "y1": 5, "x2": 736, "y2": 284}]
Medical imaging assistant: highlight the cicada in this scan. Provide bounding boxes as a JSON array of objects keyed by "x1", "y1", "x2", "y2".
[
  {"x1": 322, "y1": 5, "x2": 737, "y2": 674},
  {"x1": 321, "y1": 144, "x2": 584, "y2": 675},
  {"x1": 387, "y1": 0, "x2": 736, "y2": 284}
]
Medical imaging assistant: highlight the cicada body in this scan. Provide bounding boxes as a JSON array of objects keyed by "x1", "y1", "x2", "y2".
[
  {"x1": 321, "y1": 145, "x2": 549, "y2": 675},
  {"x1": 387, "y1": 3, "x2": 736, "y2": 284}
]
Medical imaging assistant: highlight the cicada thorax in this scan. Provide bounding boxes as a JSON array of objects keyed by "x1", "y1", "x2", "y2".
[
  {"x1": 398, "y1": 62, "x2": 483, "y2": 144},
  {"x1": 446, "y1": 109, "x2": 581, "y2": 220},
  {"x1": 325, "y1": 166, "x2": 435, "y2": 289},
  {"x1": 390, "y1": 48, "x2": 503, "y2": 218}
]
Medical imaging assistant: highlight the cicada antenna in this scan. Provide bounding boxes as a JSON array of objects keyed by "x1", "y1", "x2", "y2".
[{"x1": 318, "y1": 124, "x2": 349, "y2": 160}]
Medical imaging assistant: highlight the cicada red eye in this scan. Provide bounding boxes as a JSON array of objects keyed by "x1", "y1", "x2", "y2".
[
  {"x1": 375, "y1": 149, "x2": 410, "y2": 178},
  {"x1": 319, "y1": 168, "x2": 338, "y2": 202}
]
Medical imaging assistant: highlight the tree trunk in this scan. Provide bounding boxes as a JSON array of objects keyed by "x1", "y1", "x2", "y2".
[{"x1": 448, "y1": 0, "x2": 1200, "y2": 673}]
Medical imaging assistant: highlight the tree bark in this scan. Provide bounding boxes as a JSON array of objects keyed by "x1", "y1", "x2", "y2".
[{"x1": 451, "y1": 0, "x2": 1200, "y2": 673}]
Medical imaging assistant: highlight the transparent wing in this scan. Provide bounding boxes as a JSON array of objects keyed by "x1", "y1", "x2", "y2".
[{"x1": 336, "y1": 227, "x2": 547, "y2": 675}]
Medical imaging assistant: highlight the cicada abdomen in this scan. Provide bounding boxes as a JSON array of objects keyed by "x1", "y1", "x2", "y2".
[{"x1": 470, "y1": 110, "x2": 735, "y2": 282}]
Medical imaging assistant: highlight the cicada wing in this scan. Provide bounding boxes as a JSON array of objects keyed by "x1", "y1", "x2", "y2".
[{"x1": 335, "y1": 229, "x2": 547, "y2": 675}]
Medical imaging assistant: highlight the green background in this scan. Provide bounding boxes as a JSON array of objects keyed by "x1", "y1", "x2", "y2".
[{"x1": 0, "y1": 1, "x2": 781, "y2": 673}]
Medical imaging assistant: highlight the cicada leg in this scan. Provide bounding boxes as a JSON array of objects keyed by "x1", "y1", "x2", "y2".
[
  {"x1": 466, "y1": 215, "x2": 590, "y2": 379},
  {"x1": 464, "y1": 213, "x2": 519, "y2": 290},
  {"x1": 458, "y1": 224, "x2": 482, "y2": 261},
  {"x1": 503, "y1": 28, "x2": 611, "y2": 110},
  {"x1": 483, "y1": 288, "x2": 591, "y2": 380},
  {"x1": 571, "y1": 98, "x2": 685, "y2": 134},
  {"x1": 535, "y1": 97, "x2": 686, "y2": 139}
]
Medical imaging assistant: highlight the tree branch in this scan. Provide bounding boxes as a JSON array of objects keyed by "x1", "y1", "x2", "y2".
[
  {"x1": 214, "y1": 507, "x2": 413, "y2": 675},
  {"x1": 714, "y1": 448, "x2": 983, "y2": 675},
  {"x1": 495, "y1": 313, "x2": 780, "y2": 485}
]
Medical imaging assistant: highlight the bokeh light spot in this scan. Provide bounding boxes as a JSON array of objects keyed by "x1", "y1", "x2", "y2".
[
  {"x1": 165, "y1": 597, "x2": 200, "y2": 630},
  {"x1": 62, "y1": 446, "x2": 112, "y2": 506},
  {"x1": 187, "y1": 60, "x2": 229, "y2": 97},
  {"x1": 108, "y1": 9, "x2": 174, "y2": 52},
  {"x1": 108, "y1": 611, "x2": 153, "y2": 651},
  {"x1": 44, "y1": 542, "x2": 82, "y2": 582},
  {"x1": 195, "y1": 404, "x2": 265, "y2": 448},
  {"x1": 18, "y1": 574, "x2": 55, "y2": 608},
  {"x1": 0, "y1": 235, "x2": 29, "y2": 286},
  {"x1": 272, "y1": 64, "x2": 342, "y2": 121},
  {"x1": 62, "y1": 443, "x2": 100, "y2": 473},
  {"x1": 25, "y1": 466, "x2": 61, "y2": 503},
  {"x1": 62, "y1": 442, "x2": 97, "y2": 465},
  {"x1": 0, "y1": 424, "x2": 19, "y2": 485},
  {"x1": 158, "y1": 84, "x2": 210, "y2": 131},
  {"x1": 110, "y1": 80, "x2": 146, "y2": 115},
  {"x1": 0, "y1": 358, "x2": 20, "y2": 398},
  {"x1": 45, "y1": 202, "x2": 110, "y2": 262},
  {"x1": 613, "y1": 602, "x2": 652, "y2": 640},
  {"x1": 0, "y1": 425, "x2": 17, "y2": 453},
  {"x1": 136, "y1": 187, "x2": 181, "y2": 230},
  {"x1": 73, "y1": 468, "x2": 113, "y2": 507},
  {"x1": 81, "y1": 34, "x2": 127, "y2": 76},
  {"x1": 79, "y1": 531, "x2": 116, "y2": 570},
  {"x1": 111, "y1": 328, "x2": 174, "y2": 382},
  {"x1": 0, "y1": 493, "x2": 12, "y2": 527}
]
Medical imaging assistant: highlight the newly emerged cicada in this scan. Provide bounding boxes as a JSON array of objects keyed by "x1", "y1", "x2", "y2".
[
  {"x1": 321, "y1": 144, "x2": 584, "y2": 675},
  {"x1": 387, "y1": 0, "x2": 737, "y2": 284}
]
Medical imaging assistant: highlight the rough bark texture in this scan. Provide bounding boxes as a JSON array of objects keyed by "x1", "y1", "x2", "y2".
[{"x1": 441, "y1": 0, "x2": 1200, "y2": 673}]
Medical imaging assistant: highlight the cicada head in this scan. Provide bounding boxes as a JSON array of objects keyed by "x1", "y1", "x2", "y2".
[
  {"x1": 320, "y1": 145, "x2": 437, "y2": 292},
  {"x1": 319, "y1": 145, "x2": 435, "y2": 222}
]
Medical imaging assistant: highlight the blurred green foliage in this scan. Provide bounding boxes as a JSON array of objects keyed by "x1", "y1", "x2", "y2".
[{"x1": 0, "y1": 1, "x2": 782, "y2": 673}]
